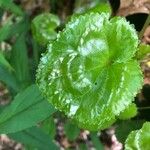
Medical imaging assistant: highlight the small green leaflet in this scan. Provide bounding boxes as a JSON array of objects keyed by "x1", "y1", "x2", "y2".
[
  {"x1": 125, "y1": 122, "x2": 150, "y2": 150},
  {"x1": 136, "y1": 44, "x2": 150, "y2": 61},
  {"x1": 118, "y1": 103, "x2": 137, "y2": 120},
  {"x1": 0, "y1": 84, "x2": 55, "y2": 134},
  {"x1": 36, "y1": 13, "x2": 143, "y2": 130},
  {"x1": 32, "y1": 13, "x2": 60, "y2": 45}
]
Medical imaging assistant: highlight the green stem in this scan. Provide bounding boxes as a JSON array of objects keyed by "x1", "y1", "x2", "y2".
[
  {"x1": 139, "y1": 14, "x2": 150, "y2": 40},
  {"x1": 138, "y1": 106, "x2": 150, "y2": 110}
]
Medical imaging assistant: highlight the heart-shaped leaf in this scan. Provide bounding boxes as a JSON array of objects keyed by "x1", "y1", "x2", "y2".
[{"x1": 36, "y1": 13, "x2": 143, "y2": 130}]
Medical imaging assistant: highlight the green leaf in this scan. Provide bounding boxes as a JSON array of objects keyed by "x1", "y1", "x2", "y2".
[
  {"x1": 0, "y1": 23, "x2": 12, "y2": 42},
  {"x1": 0, "y1": 0, "x2": 23, "y2": 15},
  {"x1": 118, "y1": 103, "x2": 137, "y2": 120},
  {"x1": 36, "y1": 13, "x2": 143, "y2": 131},
  {"x1": 136, "y1": 44, "x2": 150, "y2": 60},
  {"x1": 0, "y1": 65, "x2": 20, "y2": 92},
  {"x1": 91, "y1": 132, "x2": 103, "y2": 150},
  {"x1": 64, "y1": 121, "x2": 80, "y2": 140},
  {"x1": 86, "y1": 3, "x2": 111, "y2": 14},
  {"x1": 10, "y1": 33, "x2": 30, "y2": 88},
  {"x1": 125, "y1": 130, "x2": 139, "y2": 150},
  {"x1": 0, "y1": 84, "x2": 55, "y2": 134},
  {"x1": 0, "y1": 17, "x2": 29, "y2": 42},
  {"x1": 9, "y1": 126, "x2": 58, "y2": 150},
  {"x1": 74, "y1": 0, "x2": 110, "y2": 14},
  {"x1": 41, "y1": 117, "x2": 56, "y2": 139},
  {"x1": 32, "y1": 13, "x2": 60, "y2": 45},
  {"x1": 79, "y1": 143, "x2": 87, "y2": 150},
  {"x1": 116, "y1": 120, "x2": 144, "y2": 143},
  {"x1": 125, "y1": 122, "x2": 150, "y2": 150},
  {"x1": 0, "y1": 51, "x2": 13, "y2": 71}
]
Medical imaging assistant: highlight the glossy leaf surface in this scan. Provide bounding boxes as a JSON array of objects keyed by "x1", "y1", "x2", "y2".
[
  {"x1": 37, "y1": 13, "x2": 143, "y2": 130},
  {"x1": 125, "y1": 122, "x2": 150, "y2": 150},
  {"x1": 74, "y1": 2, "x2": 111, "y2": 15}
]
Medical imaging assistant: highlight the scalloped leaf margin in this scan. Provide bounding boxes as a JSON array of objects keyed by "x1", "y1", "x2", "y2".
[{"x1": 36, "y1": 13, "x2": 143, "y2": 130}]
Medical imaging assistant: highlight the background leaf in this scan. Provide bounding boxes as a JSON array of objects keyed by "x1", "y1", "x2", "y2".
[
  {"x1": 136, "y1": 44, "x2": 150, "y2": 60},
  {"x1": 91, "y1": 132, "x2": 103, "y2": 150},
  {"x1": 0, "y1": 84, "x2": 55, "y2": 134},
  {"x1": 125, "y1": 122, "x2": 150, "y2": 150},
  {"x1": 0, "y1": 0, "x2": 23, "y2": 16},
  {"x1": 9, "y1": 126, "x2": 58, "y2": 150},
  {"x1": 0, "y1": 16, "x2": 28, "y2": 42},
  {"x1": 10, "y1": 32, "x2": 30, "y2": 89},
  {"x1": 32, "y1": 13, "x2": 60, "y2": 45},
  {"x1": 116, "y1": 120, "x2": 144, "y2": 143},
  {"x1": 74, "y1": 0, "x2": 109, "y2": 14},
  {"x1": 0, "y1": 51, "x2": 19, "y2": 92},
  {"x1": 41, "y1": 117, "x2": 56, "y2": 139},
  {"x1": 0, "y1": 65, "x2": 20, "y2": 92},
  {"x1": 0, "y1": 52, "x2": 13, "y2": 71},
  {"x1": 64, "y1": 121, "x2": 80, "y2": 140}
]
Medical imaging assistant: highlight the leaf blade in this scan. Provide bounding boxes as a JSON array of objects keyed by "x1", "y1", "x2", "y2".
[
  {"x1": 0, "y1": 84, "x2": 55, "y2": 134},
  {"x1": 0, "y1": 0, "x2": 23, "y2": 15},
  {"x1": 9, "y1": 126, "x2": 58, "y2": 150}
]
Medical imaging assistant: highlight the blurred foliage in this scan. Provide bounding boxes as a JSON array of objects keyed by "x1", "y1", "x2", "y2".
[
  {"x1": 116, "y1": 120, "x2": 144, "y2": 143},
  {"x1": 64, "y1": 121, "x2": 80, "y2": 141},
  {"x1": 32, "y1": 13, "x2": 60, "y2": 45},
  {"x1": 9, "y1": 126, "x2": 58, "y2": 150},
  {"x1": 0, "y1": 0, "x2": 149, "y2": 149},
  {"x1": 118, "y1": 103, "x2": 138, "y2": 120},
  {"x1": 136, "y1": 44, "x2": 150, "y2": 60}
]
